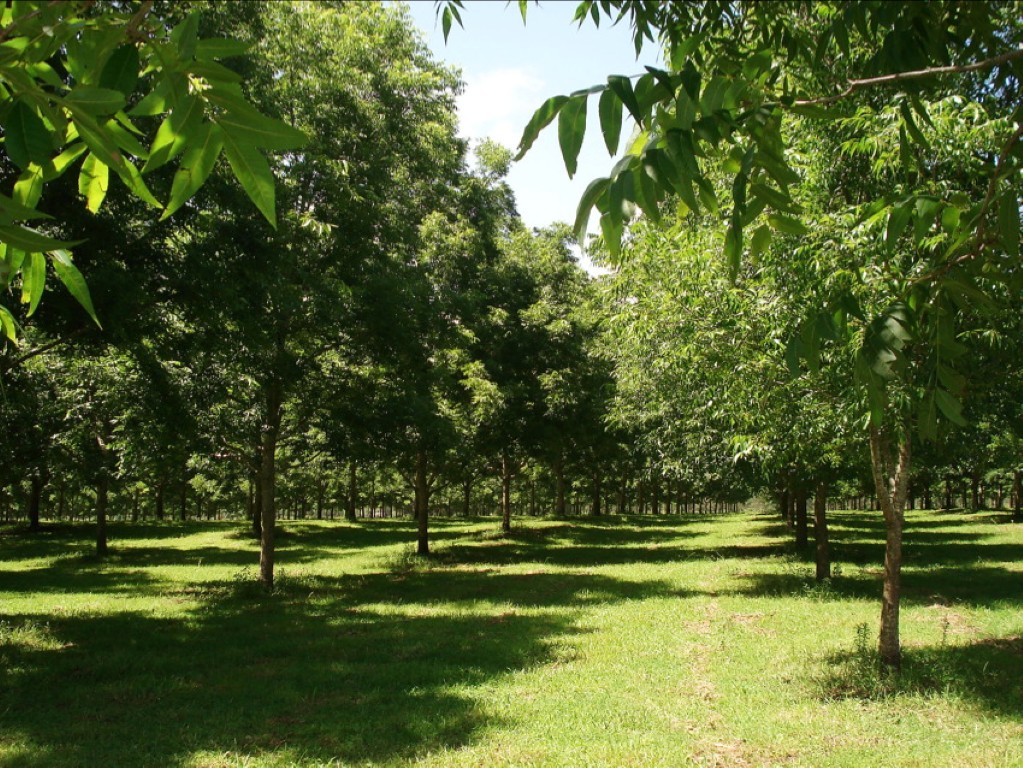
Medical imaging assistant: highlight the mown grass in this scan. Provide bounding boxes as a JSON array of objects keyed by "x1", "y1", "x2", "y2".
[{"x1": 1, "y1": 509, "x2": 1021, "y2": 767}]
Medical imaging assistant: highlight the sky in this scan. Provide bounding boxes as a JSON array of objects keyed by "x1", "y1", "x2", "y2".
[{"x1": 402, "y1": 1, "x2": 660, "y2": 268}]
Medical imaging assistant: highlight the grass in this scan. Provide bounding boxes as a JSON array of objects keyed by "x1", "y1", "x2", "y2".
[{"x1": 1, "y1": 508, "x2": 1021, "y2": 767}]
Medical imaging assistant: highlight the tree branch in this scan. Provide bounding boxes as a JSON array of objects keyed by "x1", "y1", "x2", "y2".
[{"x1": 796, "y1": 46, "x2": 1023, "y2": 107}]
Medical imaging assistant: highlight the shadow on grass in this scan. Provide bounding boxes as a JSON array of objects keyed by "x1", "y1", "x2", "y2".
[
  {"x1": 729, "y1": 563, "x2": 1023, "y2": 608},
  {"x1": 0, "y1": 562, "x2": 673, "y2": 767},
  {"x1": 815, "y1": 633, "x2": 1023, "y2": 720}
]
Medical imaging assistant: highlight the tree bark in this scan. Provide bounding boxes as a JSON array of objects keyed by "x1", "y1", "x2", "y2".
[
  {"x1": 1013, "y1": 470, "x2": 1022, "y2": 522},
  {"x1": 27, "y1": 473, "x2": 44, "y2": 532},
  {"x1": 96, "y1": 474, "x2": 109, "y2": 557},
  {"x1": 259, "y1": 380, "x2": 283, "y2": 589},
  {"x1": 814, "y1": 480, "x2": 830, "y2": 581},
  {"x1": 345, "y1": 461, "x2": 358, "y2": 521},
  {"x1": 501, "y1": 453, "x2": 513, "y2": 533},
  {"x1": 795, "y1": 486, "x2": 809, "y2": 549},
  {"x1": 461, "y1": 476, "x2": 473, "y2": 517},
  {"x1": 869, "y1": 424, "x2": 911, "y2": 671},
  {"x1": 155, "y1": 479, "x2": 165, "y2": 520},
  {"x1": 415, "y1": 450, "x2": 430, "y2": 555},
  {"x1": 591, "y1": 474, "x2": 602, "y2": 516},
  {"x1": 554, "y1": 457, "x2": 567, "y2": 517},
  {"x1": 179, "y1": 457, "x2": 188, "y2": 522}
]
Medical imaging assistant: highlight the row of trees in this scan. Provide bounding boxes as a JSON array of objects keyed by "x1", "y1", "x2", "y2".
[
  {"x1": 3, "y1": 1, "x2": 746, "y2": 584},
  {"x1": 3, "y1": 1, "x2": 1021, "y2": 676},
  {"x1": 510, "y1": 0, "x2": 1023, "y2": 669}
]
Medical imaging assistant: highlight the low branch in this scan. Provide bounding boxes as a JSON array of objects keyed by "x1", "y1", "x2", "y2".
[
  {"x1": 2, "y1": 327, "x2": 86, "y2": 372},
  {"x1": 796, "y1": 46, "x2": 1023, "y2": 107}
]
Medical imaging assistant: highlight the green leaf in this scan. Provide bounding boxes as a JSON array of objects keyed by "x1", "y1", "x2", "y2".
[
  {"x1": 44, "y1": 143, "x2": 89, "y2": 182},
  {"x1": 162, "y1": 123, "x2": 224, "y2": 220},
  {"x1": 913, "y1": 196, "x2": 941, "y2": 244},
  {"x1": 78, "y1": 154, "x2": 110, "y2": 213},
  {"x1": 65, "y1": 86, "x2": 127, "y2": 116},
  {"x1": 515, "y1": 95, "x2": 569, "y2": 160},
  {"x1": 885, "y1": 201, "x2": 912, "y2": 249},
  {"x1": 99, "y1": 45, "x2": 140, "y2": 97},
  {"x1": 574, "y1": 177, "x2": 609, "y2": 247},
  {"x1": 13, "y1": 164, "x2": 44, "y2": 208},
  {"x1": 998, "y1": 190, "x2": 1019, "y2": 258},
  {"x1": 70, "y1": 108, "x2": 128, "y2": 172},
  {"x1": 749, "y1": 224, "x2": 772, "y2": 257},
  {"x1": 599, "y1": 211, "x2": 623, "y2": 261},
  {"x1": 598, "y1": 87, "x2": 623, "y2": 156},
  {"x1": 0, "y1": 192, "x2": 50, "y2": 223},
  {"x1": 5, "y1": 99, "x2": 53, "y2": 168},
  {"x1": 607, "y1": 75, "x2": 643, "y2": 126},
  {"x1": 724, "y1": 221, "x2": 741, "y2": 279},
  {"x1": 557, "y1": 94, "x2": 587, "y2": 178},
  {"x1": 171, "y1": 11, "x2": 200, "y2": 59},
  {"x1": 50, "y1": 250, "x2": 100, "y2": 328},
  {"x1": 934, "y1": 388, "x2": 967, "y2": 426},
  {"x1": 143, "y1": 95, "x2": 204, "y2": 174},
  {"x1": 0, "y1": 224, "x2": 79, "y2": 253},
  {"x1": 0, "y1": 304, "x2": 17, "y2": 343},
  {"x1": 207, "y1": 90, "x2": 308, "y2": 150},
  {"x1": 222, "y1": 132, "x2": 276, "y2": 228},
  {"x1": 21, "y1": 251, "x2": 45, "y2": 315},
  {"x1": 899, "y1": 101, "x2": 930, "y2": 149},
  {"x1": 767, "y1": 213, "x2": 808, "y2": 236}
]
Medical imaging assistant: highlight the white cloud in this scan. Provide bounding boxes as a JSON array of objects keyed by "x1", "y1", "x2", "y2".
[{"x1": 457, "y1": 67, "x2": 545, "y2": 148}]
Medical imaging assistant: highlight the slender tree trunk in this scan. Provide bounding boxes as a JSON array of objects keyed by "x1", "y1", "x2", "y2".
[
  {"x1": 591, "y1": 474, "x2": 602, "y2": 516},
  {"x1": 259, "y1": 380, "x2": 283, "y2": 589},
  {"x1": 970, "y1": 470, "x2": 981, "y2": 511},
  {"x1": 869, "y1": 425, "x2": 911, "y2": 671},
  {"x1": 1013, "y1": 470, "x2": 1022, "y2": 522},
  {"x1": 555, "y1": 458, "x2": 567, "y2": 517},
  {"x1": 316, "y1": 477, "x2": 324, "y2": 520},
  {"x1": 795, "y1": 486, "x2": 809, "y2": 549},
  {"x1": 27, "y1": 473, "x2": 44, "y2": 532},
  {"x1": 651, "y1": 476, "x2": 660, "y2": 515},
  {"x1": 501, "y1": 453, "x2": 513, "y2": 533},
  {"x1": 814, "y1": 480, "x2": 830, "y2": 581},
  {"x1": 461, "y1": 476, "x2": 473, "y2": 517},
  {"x1": 415, "y1": 450, "x2": 430, "y2": 555},
  {"x1": 179, "y1": 457, "x2": 188, "y2": 522},
  {"x1": 96, "y1": 474, "x2": 109, "y2": 557},
  {"x1": 345, "y1": 461, "x2": 358, "y2": 521},
  {"x1": 155, "y1": 479, "x2": 165, "y2": 520},
  {"x1": 131, "y1": 487, "x2": 139, "y2": 523}
]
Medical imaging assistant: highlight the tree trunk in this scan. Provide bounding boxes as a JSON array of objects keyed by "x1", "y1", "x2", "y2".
[
  {"x1": 461, "y1": 476, "x2": 473, "y2": 517},
  {"x1": 814, "y1": 480, "x2": 830, "y2": 581},
  {"x1": 795, "y1": 486, "x2": 809, "y2": 549},
  {"x1": 501, "y1": 453, "x2": 513, "y2": 533},
  {"x1": 345, "y1": 461, "x2": 358, "y2": 521},
  {"x1": 651, "y1": 476, "x2": 660, "y2": 515},
  {"x1": 554, "y1": 458, "x2": 567, "y2": 517},
  {"x1": 869, "y1": 425, "x2": 911, "y2": 671},
  {"x1": 590, "y1": 474, "x2": 602, "y2": 516},
  {"x1": 415, "y1": 450, "x2": 430, "y2": 555},
  {"x1": 96, "y1": 474, "x2": 109, "y2": 557},
  {"x1": 970, "y1": 470, "x2": 981, "y2": 511},
  {"x1": 259, "y1": 381, "x2": 283, "y2": 589},
  {"x1": 27, "y1": 473, "x2": 44, "y2": 532},
  {"x1": 179, "y1": 457, "x2": 188, "y2": 522},
  {"x1": 1013, "y1": 470, "x2": 1022, "y2": 522},
  {"x1": 155, "y1": 479, "x2": 165, "y2": 520}
]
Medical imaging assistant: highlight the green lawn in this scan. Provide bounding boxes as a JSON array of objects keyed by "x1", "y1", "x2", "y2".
[{"x1": 1, "y1": 509, "x2": 1021, "y2": 767}]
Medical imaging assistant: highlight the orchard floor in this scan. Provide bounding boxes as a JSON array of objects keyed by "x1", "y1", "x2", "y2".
[{"x1": 1, "y1": 509, "x2": 1021, "y2": 767}]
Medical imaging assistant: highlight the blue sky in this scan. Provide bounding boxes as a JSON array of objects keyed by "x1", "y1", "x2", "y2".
[{"x1": 402, "y1": 1, "x2": 659, "y2": 256}]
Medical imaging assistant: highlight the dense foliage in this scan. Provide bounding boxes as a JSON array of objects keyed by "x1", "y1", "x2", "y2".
[{"x1": 3, "y1": 0, "x2": 1021, "y2": 678}]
